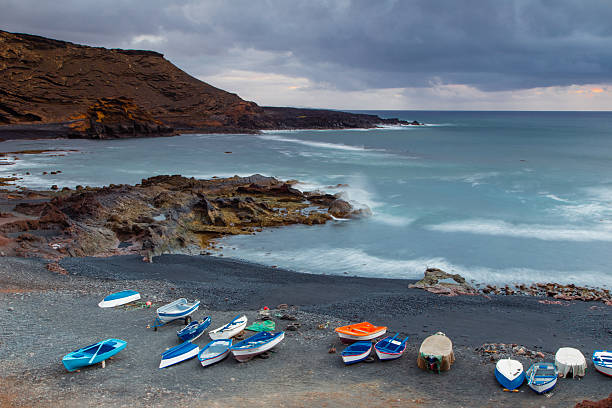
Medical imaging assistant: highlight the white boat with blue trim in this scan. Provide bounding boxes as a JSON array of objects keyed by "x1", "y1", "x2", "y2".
[
  {"x1": 230, "y1": 331, "x2": 284, "y2": 362},
  {"x1": 208, "y1": 315, "x2": 248, "y2": 340},
  {"x1": 156, "y1": 298, "x2": 200, "y2": 323},
  {"x1": 593, "y1": 350, "x2": 612, "y2": 377},
  {"x1": 374, "y1": 333, "x2": 407, "y2": 361},
  {"x1": 198, "y1": 339, "x2": 232, "y2": 367},
  {"x1": 526, "y1": 362, "x2": 558, "y2": 394},
  {"x1": 159, "y1": 341, "x2": 199, "y2": 368},
  {"x1": 495, "y1": 358, "x2": 525, "y2": 390},
  {"x1": 98, "y1": 290, "x2": 140, "y2": 308}
]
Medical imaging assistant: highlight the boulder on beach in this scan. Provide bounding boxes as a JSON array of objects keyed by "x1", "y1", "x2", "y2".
[{"x1": 409, "y1": 268, "x2": 478, "y2": 296}]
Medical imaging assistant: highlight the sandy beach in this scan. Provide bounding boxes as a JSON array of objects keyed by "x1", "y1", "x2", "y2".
[{"x1": 0, "y1": 254, "x2": 610, "y2": 407}]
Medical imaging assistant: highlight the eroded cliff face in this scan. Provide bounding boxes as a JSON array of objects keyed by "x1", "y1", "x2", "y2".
[
  {"x1": 0, "y1": 174, "x2": 364, "y2": 261},
  {"x1": 0, "y1": 30, "x2": 262, "y2": 136}
]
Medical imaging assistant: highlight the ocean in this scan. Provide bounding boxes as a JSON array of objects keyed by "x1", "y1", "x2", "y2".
[{"x1": 2, "y1": 111, "x2": 612, "y2": 287}]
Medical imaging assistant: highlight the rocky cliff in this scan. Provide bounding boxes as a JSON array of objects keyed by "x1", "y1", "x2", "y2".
[{"x1": 0, "y1": 30, "x2": 414, "y2": 139}]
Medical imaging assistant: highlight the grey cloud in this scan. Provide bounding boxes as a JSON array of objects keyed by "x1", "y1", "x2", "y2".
[{"x1": 1, "y1": 0, "x2": 612, "y2": 92}]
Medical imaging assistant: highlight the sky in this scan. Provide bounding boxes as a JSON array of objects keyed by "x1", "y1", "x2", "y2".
[{"x1": 1, "y1": 0, "x2": 612, "y2": 110}]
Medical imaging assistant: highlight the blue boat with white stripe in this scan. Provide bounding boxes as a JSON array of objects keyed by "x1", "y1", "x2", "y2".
[
  {"x1": 374, "y1": 333, "x2": 407, "y2": 361},
  {"x1": 341, "y1": 341, "x2": 372, "y2": 365},
  {"x1": 62, "y1": 338, "x2": 127, "y2": 372},
  {"x1": 593, "y1": 350, "x2": 612, "y2": 377},
  {"x1": 495, "y1": 358, "x2": 525, "y2": 390},
  {"x1": 159, "y1": 341, "x2": 199, "y2": 368},
  {"x1": 177, "y1": 316, "x2": 211, "y2": 342}
]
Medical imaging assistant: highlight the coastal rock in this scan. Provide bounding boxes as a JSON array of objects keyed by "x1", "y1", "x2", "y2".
[
  {"x1": 574, "y1": 393, "x2": 612, "y2": 408},
  {"x1": 409, "y1": 268, "x2": 478, "y2": 296},
  {"x1": 328, "y1": 199, "x2": 352, "y2": 218}
]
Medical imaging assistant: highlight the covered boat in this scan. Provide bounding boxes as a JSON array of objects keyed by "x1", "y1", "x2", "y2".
[
  {"x1": 335, "y1": 322, "x2": 387, "y2": 344},
  {"x1": 209, "y1": 315, "x2": 248, "y2": 340},
  {"x1": 230, "y1": 331, "x2": 285, "y2": 362},
  {"x1": 198, "y1": 339, "x2": 232, "y2": 367},
  {"x1": 555, "y1": 347, "x2": 587, "y2": 378},
  {"x1": 156, "y1": 298, "x2": 200, "y2": 324},
  {"x1": 177, "y1": 316, "x2": 211, "y2": 342},
  {"x1": 417, "y1": 332, "x2": 455, "y2": 373},
  {"x1": 592, "y1": 350, "x2": 612, "y2": 377},
  {"x1": 526, "y1": 362, "x2": 558, "y2": 394},
  {"x1": 98, "y1": 290, "x2": 140, "y2": 308},
  {"x1": 62, "y1": 338, "x2": 127, "y2": 372},
  {"x1": 159, "y1": 341, "x2": 199, "y2": 368},
  {"x1": 341, "y1": 341, "x2": 373, "y2": 365},
  {"x1": 495, "y1": 358, "x2": 525, "y2": 390},
  {"x1": 374, "y1": 333, "x2": 407, "y2": 361}
]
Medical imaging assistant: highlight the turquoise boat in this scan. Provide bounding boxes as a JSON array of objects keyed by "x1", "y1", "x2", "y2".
[{"x1": 62, "y1": 339, "x2": 127, "y2": 372}]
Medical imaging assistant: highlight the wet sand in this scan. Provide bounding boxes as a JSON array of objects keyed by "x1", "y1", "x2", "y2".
[{"x1": 0, "y1": 255, "x2": 610, "y2": 407}]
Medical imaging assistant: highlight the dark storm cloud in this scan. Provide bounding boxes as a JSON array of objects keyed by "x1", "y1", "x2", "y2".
[{"x1": 2, "y1": 0, "x2": 612, "y2": 91}]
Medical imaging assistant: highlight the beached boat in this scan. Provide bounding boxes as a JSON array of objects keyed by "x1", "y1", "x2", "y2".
[
  {"x1": 209, "y1": 315, "x2": 248, "y2": 340},
  {"x1": 526, "y1": 362, "x2": 558, "y2": 394},
  {"x1": 98, "y1": 290, "x2": 140, "y2": 308},
  {"x1": 495, "y1": 358, "x2": 525, "y2": 390},
  {"x1": 230, "y1": 331, "x2": 285, "y2": 362},
  {"x1": 62, "y1": 338, "x2": 127, "y2": 372},
  {"x1": 155, "y1": 298, "x2": 200, "y2": 325},
  {"x1": 341, "y1": 341, "x2": 373, "y2": 365},
  {"x1": 177, "y1": 316, "x2": 211, "y2": 342},
  {"x1": 374, "y1": 333, "x2": 407, "y2": 361},
  {"x1": 592, "y1": 350, "x2": 612, "y2": 377},
  {"x1": 335, "y1": 322, "x2": 387, "y2": 344},
  {"x1": 555, "y1": 347, "x2": 587, "y2": 378},
  {"x1": 417, "y1": 332, "x2": 455, "y2": 373},
  {"x1": 159, "y1": 341, "x2": 199, "y2": 368},
  {"x1": 198, "y1": 339, "x2": 232, "y2": 367}
]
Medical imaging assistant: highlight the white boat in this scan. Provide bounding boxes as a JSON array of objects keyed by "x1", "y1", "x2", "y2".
[
  {"x1": 198, "y1": 339, "x2": 232, "y2": 367},
  {"x1": 159, "y1": 341, "x2": 199, "y2": 369},
  {"x1": 209, "y1": 315, "x2": 248, "y2": 340},
  {"x1": 555, "y1": 347, "x2": 587, "y2": 378},
  {"x1": 156, "y1": 298, "x2": 200, "y2": 323},
  {"x1": 593, "y1": 350, "x2": 612, "y2": 377},
  {"x1": 98, "y1": 290, "x2": 140, "y2": 308},
  {"x1": 230, "y1": 331, "x2": 284, "y2": 362},
  {"x1": 526, "y1": 362, "x2": 558, "y2": 394},
  {"x1": 374, "y1": 334, "x2": 407, "y2": 361},
  {"x1": 495, "y1": 358, "x2": 525, "y2": 390}
]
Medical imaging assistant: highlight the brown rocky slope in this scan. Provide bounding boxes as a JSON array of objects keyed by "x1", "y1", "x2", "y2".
[{"x1": 0, "y1": 30, "x2": 414, "y2": 139}]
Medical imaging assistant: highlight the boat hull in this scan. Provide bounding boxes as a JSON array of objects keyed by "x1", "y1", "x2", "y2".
[
  {"x1": 375, "y1": 348, "x2": 404, "y2": 361},
  {"x1": 337, "y1": 330, "x2": 386, "y2": 344},
  {"x1": 62, "y1": 339, "x2": 127, "y2": 372},
  {"x1": 209, "y1": 315, "x2": 248, "y2": 340},
  {"x1": 200, "y1": 350, "x2": 231, "y2": 367},
  {"x1": 342, "y1": 350, "x2": 371, "y2": 364},
  {"x1": 159, "y1": 342, "x2": 199, "y2": 369},
  {"x1": 157, "y1": 299, "x2": 200, "y2": 323},
  {"x1": 341, "y1": 342, "x2": 373, "y2": 365},
  {"x1": 495, "y1": 359, "x2": 525, "y2": 390},
  {"x1": 593, "y1": 350, "x2": 612, "y2": 377},
  {"x1": 177, "y1": 317, "x2": 211, "y2": 342},
  {"x1": 528, "y1": 379, "x2": 557, "y2": 394},
  {"x1": 526, "y1": 363, "x2": 558, "y2": 394},
  {"x1": 98, "y1": 291, "x2": 140, "y2": 308},
  {"x1": 231, "y1": 332, "x2": 284, "y2": 362}
]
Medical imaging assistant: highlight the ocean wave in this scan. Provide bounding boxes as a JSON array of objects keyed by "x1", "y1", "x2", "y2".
[
  {"x1": 426, "y1": 218, "x2": 612, "y2": 242},
  {"x1": 256, "y1": 134, "x2": 382, "y2": 152}
]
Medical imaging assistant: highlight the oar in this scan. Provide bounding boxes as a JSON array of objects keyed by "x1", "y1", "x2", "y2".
[
  {"x1": 88, "y1": 341, "x2": 105, "y2": 365},
  {"x1": 219, "y1": 314, "x2": 242, "y2": 332}
]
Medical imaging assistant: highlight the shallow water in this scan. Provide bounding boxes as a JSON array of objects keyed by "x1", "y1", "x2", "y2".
[{"x1": 2, "y1": 111, "x2": 612, "y2": 286}]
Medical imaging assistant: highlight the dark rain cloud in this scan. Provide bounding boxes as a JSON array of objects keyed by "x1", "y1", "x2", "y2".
[{"x1": 2, "y1": 0, "x2": 612, "y2": 92}]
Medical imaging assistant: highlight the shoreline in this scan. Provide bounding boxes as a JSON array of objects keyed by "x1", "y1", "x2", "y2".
[{"x1": 0, "y1": 254, "x2": 610, "y2": 407}]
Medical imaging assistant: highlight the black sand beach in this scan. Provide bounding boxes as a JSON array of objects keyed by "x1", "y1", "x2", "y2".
[{"x1": 0, "y1": 255, "x2": 610, "y2": 407}]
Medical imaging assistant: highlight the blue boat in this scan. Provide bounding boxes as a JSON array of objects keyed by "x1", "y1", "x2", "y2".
[
  {"x1": 159, "y1": 341, "x2": 199, "y2": 368},
  {"x1": 177, "y1": 316, "x2": 211, "y2": 342},
  {"x1": 230, "y1": 331, "x2": 285, "y2": 362},
  {"x1": 495, "y1": 358, "x2": 525, "y2": 390},
  {"x1": 341, "y1": 341, "x2": 373, "y2": 365},
  {"x1": 374, "y1": 333, "x2": 407, "y2": 361},
  {"x1": 62, "y1": 338, "x2": 127, "y2": 372},
  {"x1": 98, "y1": 290, "x2": 140, "y2": 308}
]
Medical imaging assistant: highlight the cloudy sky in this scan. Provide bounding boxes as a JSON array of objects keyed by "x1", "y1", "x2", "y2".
[{"x1": 2, "y1": 0, "x2": 612, "y2": 110}]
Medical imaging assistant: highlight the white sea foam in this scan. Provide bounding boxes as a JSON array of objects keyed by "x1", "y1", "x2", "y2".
[
  {"x1": 543, "y1": 193, "x2": 571, "y2": 203},
  {"x1": 256, "y1": 134, "x2": 382, "y2": 152},
  {"x1": 427, "y1": 218, "x2": 612, "y2": 242}
]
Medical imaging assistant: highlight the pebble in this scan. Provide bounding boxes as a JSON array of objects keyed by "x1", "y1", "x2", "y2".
[{"x1": 8, "y1": 306, "x2": 14, "y2": 311}]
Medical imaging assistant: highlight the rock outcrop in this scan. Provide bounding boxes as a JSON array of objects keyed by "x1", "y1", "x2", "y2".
[
  {"x1": 409, "y1": 268, "x2": 479, "y2": 296},
  {"x1": 0, "y1": 174, "x2": 361, "y2": 261},
  {"x1": 0, "y1": 30, "x2": 417, "y2": 139}
]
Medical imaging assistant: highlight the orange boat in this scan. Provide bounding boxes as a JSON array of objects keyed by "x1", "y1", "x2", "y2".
[{"x1": 335, "y1": 322, "x2": 387, "y2": 344}]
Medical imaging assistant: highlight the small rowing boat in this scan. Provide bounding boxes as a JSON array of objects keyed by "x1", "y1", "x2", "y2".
[
  {"x1": 555, "y1": 347, "x2": 587, "y2": 378},
  {"x1": 593, "y1": 350, "x2": 612, "y2": 377},
  {"x1": 156, "y1": 298, "x2": 200, "y2": 324},
  {"x1": 495, "y1": 358, "x2": 525, "y2": 390},
  {"x1": 526, "y1": 362, "x2": 558, "y2": 394},
  {"x1": 417, "y1": 332, "x2": 455, "y2": 372},
  {"x1": 209, "y1": 315, "x2": 248, "y2": 340},
  {"x1": 98, "y1": 290, "x2": 140, "y2": 308},
  {"x1": 177, "y1": 316, "x2": 211, "y2": 342},
  {"x1": 374, "y1": 333, "x2": 407, "y2": 361},
  {"x1": 159, "y1": 341, "x2": 199, "y2": 368},
  {"x1": 230, "y1": 331, "x2": 285, "y2": 362},
  {"x1": 62, "y1": 339, "x2": 127, "y2": 372},
  {"x1": 341, "y1": 341, "x2": 373, "y2": 365},
  {"x1": 198, "y1": 339, "x2": 232, "y2": 367},
  {"x1": 335, "y1": 322, "x2": 387, "y2": 344}
]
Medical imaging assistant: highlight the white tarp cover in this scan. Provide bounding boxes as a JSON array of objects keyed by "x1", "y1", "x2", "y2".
[{"x1": 555, "y1": 347, "x2": 587, "y2": 378}]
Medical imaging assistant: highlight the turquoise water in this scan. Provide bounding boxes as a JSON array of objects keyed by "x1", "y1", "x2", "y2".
[{"x1": 2, "y1": 111, "x2": 612, "y2": 286}]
